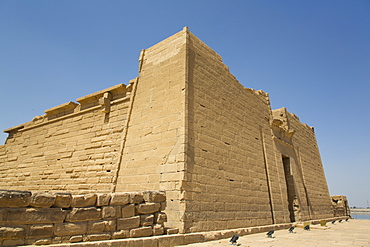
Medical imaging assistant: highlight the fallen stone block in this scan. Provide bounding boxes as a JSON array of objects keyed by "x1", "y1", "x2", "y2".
[
  {"x1": 112, "y1": 230, "x2": 129, "y2": 239},
  {"x1": 110, "y1": 192, "x2": 130, "y2": 206},
  {"x1": 66, "y1": 207, "x2": 101, "y2": 222},
  {"x1": 152, "y1": 224, "x2": 164, "y2": 236},
  {"x1": 129, "y1": 226, "x2": 152, "y2": 238},
  {"x1": 102, "y1": 205, "x2": 121, "y2": 219},
  {"x1": 142, "y1": 191, "x2": 166, "y2": 203},
  {"x1": 136, "y1": 202, "x2": 161, "y2": 214},
  {"x1": 96, "y1": 193, "x2": 111, "y2": 206},
  {"x1": 70, "y1": 194, "x2": 97, "y2": 208},
  {"x1": 121, "y1": 204, "x2": 135, "y2": 218},
  {"x1": 6, "y1": 208, "x2": 67, "y2": 224},
  {"x1": 0, "y1": 226, "x2": 25, "y2": 240},
  {"x1": 154, "y1": 212, "x2": 167, "y2": 224},
  {"x1": 0, "y1": 190, "x2": 31, "y2": 207},
  {"x1": 54, "y1": 193, "x2": 72, "y2": 208},
  {"x1": 140, "y1": 214, "x2": 154, "y2": 226},
  {"x1": 29, "y1": 193, "x2": 56, "y2": 208},
  {"x1": 26, "y1": 224, "x2": 53, "y2": 238},
  {"x1": 117, "y1": 216, "x2": 140, "y2": 230},
  {"x1": 54, "y1": 222, "x2": 87, "y2": 236}
]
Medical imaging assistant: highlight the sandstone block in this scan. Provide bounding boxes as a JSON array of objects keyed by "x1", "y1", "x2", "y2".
[
  {"x1": 110, "y1": 192, "x2": 130, "y2": 206},
  {"x1": 104, "y1": 220, "x2": 116, "y2": 231},
  {"x1": 6, "y1": 208, "x2": 67, "y2": 224},
  {"x1": 96, "y1": 193, "x2": 111, "y2": 206},
  {"x1": 129, "y1": 192, "x2": 144, "y2": 204},
  {"x1": 26, "y1": 224, "x2": 53, "y2": 238},
  {"x1": 0, "y1": 190, "x2": 31, "y2": 207},
  {"x1": 70, "y1": 194, "x2": 97, "y2": 207},
  {"x1": 2, "y1": 239, "x2": 25, "y2": 246},
  {"x1": 112, "y1": 230, "x2": 129, "y2": 239},
  {"x1": 102, "y1": 205, "x2": 121, "y2": 219},
  {"x1": 154, "y1": 212, "x2": 167, "y2": 224},
  {"x1": 140, "y1": 214, "x2": 154, "y2": 226},
  {"x1": 69, "y1": 235, "x2": 83, "y2": 243},
  {"x1": 0, "y1": 226, "x2": 25, "y2": 240},
  {"x1": 152, "y1": 224, "x2": 164, "y2": 236},
  {"x1": 29, "y1": 193, "x2": 56, "y2": 208},
  {"x1": 117, "y1": 216, "x2": 140, "y2": 230},
  {"x1": 54, "y1": 193, "x2": 72, "y2": 208},
  {"x1": 129, "y1": 226, "x2": 152, "y2": 238},
  {"x1": 136, "y1": 203, "x2": 161, "y2": 214},
  {"x1": 54, "y1": 222, "x2": 87, "y2": 236},
  {"x1": 121, "y1": 204, "x2": 135, "y2": 218},
  {"x1": 66, "y1": 207, "x2": 101, "y2": 222},
  {"x1": 87, "y1": 220, "x2": 105, "y2": 233},
  {"x1": 84, "y1": 233, "x2": 111, "y2": 241},
  {"x1": 165, "y1": 228, "x2": 179, "y2": 234},
  {"x1": 143, "y1": 191, "x2": 166, "y2": 203},
  {"x1": 27, "y1": 238, "x2": 52, "y2": 245}
]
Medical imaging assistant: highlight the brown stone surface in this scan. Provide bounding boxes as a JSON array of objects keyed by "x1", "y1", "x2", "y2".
[
  {"x1": 102, "y1": 205, "x2": 121, "y2": 219},
  {"x1": 6, "y1": 208, "x2": 67, "y2": 224},
  {"x1": 136, "y1": 203, "x2": 161, "y2": 214},
  {"x1": 54, "y1": 222, "x2": 87, "y2": 236},
  {"x1": 116, "y1": 216, "x2": 140, "y2": 230},
  {"x1": 54, "y1": 193, "x2": 72, "y2": 208},
  {"x1": 0, "y1": 226, "x2": 25, "y2": 240},
  {"x1": 140, "y1": 214, "x2": 154, "y2": 226},
  {"x1": 154, "y1": 212, "x2": 167, "y2": 224},
  {"x1": 70, "y1": 194, "x2": 97, "y2": 208},
  {"x1": 66, "y1": 207, "x2": 101, "y2": 222},
  {"x1": 121, "y1": 204, "x2": 135, "y2": 218},
  {"x1": 29, "y1": 193, "x2": 56, "y2": 208},
  {"x1": 110, "y1": 192, "x2": 130, "y2": 206},
  {"x1": 96, "y1": 193, "x2": 111, "y2": 207},
  {"x1": 129, "y1": 226, "x2": 152, "y2": 238},
  {"x1": 26, "y1": 224, "x2": 53, "y2": 238},
  {"x1": 0, "y1": 190, "x2": 31, "y2": 207}
]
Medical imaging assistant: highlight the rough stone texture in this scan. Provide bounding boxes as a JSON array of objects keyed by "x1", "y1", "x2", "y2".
[
  {"x1": 136, "y1": 203, "x2": 161, "y2": 214},
  {"x1": 6, "y1": 208, "x2": 67, "y2": 224},
  {"x1": 154, "y1": 212, "x2": 167, "y2": 224},
  {"x1": 66, "y1": 207, "x2": 101, "y2": 222},
  {"x1": 129, "y1": 226, "x2": 153, "y2": 238},
  {"x1": 54, "y1": 222, "x2": 88, "y2": 236},
  {"x1": 29, "y1": 193, "x2": 56, "y2": 208},
  {"x1": 140, "y1": 214, "x2": 154, "y2": 226},
  {"x1": 70, "y1": 194, "x2": 97, "y2": 208},
  {"x1": 0, "y1": 190, "x2": 31, "y2": 207},
  {"x1": 0, "y1": 226, "x2": 25, "y2": 240},
  {"x1": 26, "y1": 224, "x2": 53, "y2": 238},
  {"x1": 152, "y1": 224, "x2": 164, "y2": 236},
  {"x1": 110, "y1": 193, "x2": 130, "y2": 206},
  {"x1": 54, "y1": 193, "x2": 72, "y2": 208},
  {"x1": 96, "y1": 193, "x2": 111, "y2": 207},
  {"x1": 0, "y1": 28, "x2": 335, "y2": 235},
  {"x1": 102, "y1": 205, "x2": 121, "y2": 219},
  {"x1": 116, "y1": 216, "x2": 140, "y2": 230},
  {"x1": 121, "y1": 204, "x2": 135, "y2": 218}
]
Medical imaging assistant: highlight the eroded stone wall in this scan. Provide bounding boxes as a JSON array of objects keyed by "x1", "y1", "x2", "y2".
[
  {"x1": 0, "y1": 190, "x2": 168, "y2": 246},
  {"x1": 0, "y1": 83, "x2": 133, "y2": 193}
]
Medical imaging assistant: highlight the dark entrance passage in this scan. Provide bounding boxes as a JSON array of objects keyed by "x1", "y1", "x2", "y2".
[{"x1": 282, "y1": 155, "x2": 297, "y2": 222}]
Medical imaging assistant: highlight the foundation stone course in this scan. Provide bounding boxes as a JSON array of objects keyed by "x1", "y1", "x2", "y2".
[{"x1": 0, "y1": 189, "x2": 167, "y2": 246}]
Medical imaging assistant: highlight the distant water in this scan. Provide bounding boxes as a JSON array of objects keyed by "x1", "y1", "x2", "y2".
[{"x1": 351, "y1": 214, "x2": 370, "y2": 220}]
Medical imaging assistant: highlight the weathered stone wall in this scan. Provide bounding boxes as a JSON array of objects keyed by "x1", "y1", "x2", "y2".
[
  {"x1": 185, "y1": 32, "x2": 278, "y2": 232},
  {"x1": 0, "y1": 83, "x2": 133, "y2": 193},
  {"x1": 331, "y1": 195, "x2": 350, "y2": 217},
  {"x1": 0, "y1": 190, "x2": 168, "y2": 246},
  {"x1": 0, "y1": 28, "x2": 335, "y2": 235}
]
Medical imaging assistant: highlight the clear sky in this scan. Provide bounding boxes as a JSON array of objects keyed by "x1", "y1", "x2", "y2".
[{"x1": 0, "y1": 1, "x2": 369, "y2": 207}]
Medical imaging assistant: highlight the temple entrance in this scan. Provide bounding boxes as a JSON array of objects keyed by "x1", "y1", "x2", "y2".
[{"x1": 282, "y1": 155, "x2": 297, "y2": 222}]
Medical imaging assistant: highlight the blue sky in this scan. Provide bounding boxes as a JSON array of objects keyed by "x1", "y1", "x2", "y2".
[{"x1": 0, "y1": 0, "x2": 369, "y2": 207}]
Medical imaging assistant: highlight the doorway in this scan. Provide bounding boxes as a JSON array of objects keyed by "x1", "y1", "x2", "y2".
[{"x1": 282, "y1": 155, "x2": 297, "y2": 222}]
